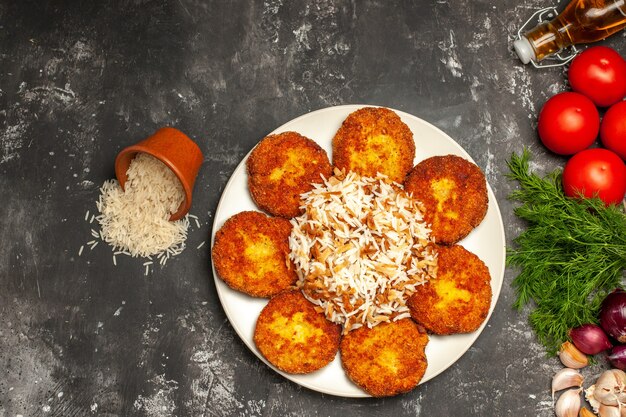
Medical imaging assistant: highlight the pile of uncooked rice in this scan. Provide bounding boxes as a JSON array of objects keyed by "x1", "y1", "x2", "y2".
[
  {"x1": 289, "y1": 169, "x2": 438, "y2": 333},
  {"x1": 95, "y1": 153, "x2": 190, "y2": 262}
]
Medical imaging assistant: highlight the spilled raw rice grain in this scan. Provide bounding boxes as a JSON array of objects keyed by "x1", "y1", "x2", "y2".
[
  {"x1": 289, "y1": 169, "x2": 438, "y2": 333},
  {"x1": 189, "y1": 214, "x2": 201, "y2": 228}
]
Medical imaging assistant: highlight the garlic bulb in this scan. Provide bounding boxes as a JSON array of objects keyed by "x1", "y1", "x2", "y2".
[
  {"x1": 560, "y1": 341, "x2": 589, "y2": 369},
  {"x1": 553, "y1": 368, "x2": 585, "y2": 400},
  {"x1": 593, "y1": 370, "x2": 626, "y2": 407},
  {"x1": 556, "y1": 388, "x2": 582, "y2": 417}
]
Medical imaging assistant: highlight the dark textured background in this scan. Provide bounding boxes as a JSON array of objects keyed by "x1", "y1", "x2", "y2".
[{"x1": 1, "y1": 1, "x2": 624, "y2": 416}]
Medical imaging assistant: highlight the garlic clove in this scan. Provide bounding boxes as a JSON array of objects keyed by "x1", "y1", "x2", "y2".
[
  {"x1": 598, "y1": 404, "x2": 620, "y2": 417},
  {"x1": 560, "y1": 341, "x2": 589, "y2": 369},
  {"x1": 553, "y1": 368, "x2": 585, "y2": 400},
  {"x1": 556, "y1": 388, "x2": 582, "y2": 417},
  {"x1": 607, "y1": 369, "x2": 626, "y2": 386},
  {"x1": 579, "y1": 408, "x2": 597, "y2": 417},
  {"x1": 610, "y1": 370, "x2": 626, "y2": 404}
]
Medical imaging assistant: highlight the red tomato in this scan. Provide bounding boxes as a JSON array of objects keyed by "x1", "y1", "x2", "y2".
[
  {"x1": 600, "y1": 100, "x2": 626, "y2": 160},
  {"x1": 568, "y1": 46, "x2": 626, "y2": 107},
  {"x1": 537, "y1": 92, "x2": 600, "y2": 155},
  {"x1": 562, "y1": 148, "x2": 626, "y2": 205}
]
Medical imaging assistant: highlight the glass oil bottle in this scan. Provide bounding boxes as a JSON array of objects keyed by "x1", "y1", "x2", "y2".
[{"x1": 514, "y1": 0, "x2": 626, "y2": 66}]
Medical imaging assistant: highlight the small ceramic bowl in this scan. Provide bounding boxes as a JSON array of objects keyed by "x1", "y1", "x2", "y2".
[{"x1": 115, "y1": 127, "x2": 204, "y2": 221}]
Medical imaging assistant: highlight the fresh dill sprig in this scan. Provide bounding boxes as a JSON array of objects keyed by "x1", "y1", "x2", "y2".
[{"x1": 506, "y1": 149, "x2": 626, "y2": 355}]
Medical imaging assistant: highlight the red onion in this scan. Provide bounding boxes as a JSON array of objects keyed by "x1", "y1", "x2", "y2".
[
  {"x1": 569, "y1": 324, "x2": 613, "y2": 354},
  {"x1": 608, "y1": 345, "x2": 626, "y2": 370},
  {"x1": 600, "y1": 289, "x2": 626, "y2": 344}
]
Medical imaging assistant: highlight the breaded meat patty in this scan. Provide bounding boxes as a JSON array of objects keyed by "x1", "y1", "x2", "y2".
[
  {"x1": 340, "y1": 319, "x2": 429, "y2": 397},
  {"x1": 254, "y1": 290, "x2": 341, "y2": 374},
  {"x1": 404, "y1": 155, "x2": 488, "y2": 244},
  {"x1": 247, "y1": 131, "x2": 332, "y2": 218},
  {"x1": 212, "y1": 211, "x2": 297, "y2": 298},
  {"x1": 407, "y1": 244, "x2": 492, "y2": 335},
  {"x1": 332, "y1": 107, "x2": 415, "y2": 183}
]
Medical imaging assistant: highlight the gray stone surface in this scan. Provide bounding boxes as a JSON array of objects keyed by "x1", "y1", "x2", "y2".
[{"x1": 1, "y1": 0, "x2": 624, "y2": 416}]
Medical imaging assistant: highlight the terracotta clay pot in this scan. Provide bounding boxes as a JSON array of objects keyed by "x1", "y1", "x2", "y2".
[{"x1": 115, "y1": 127, "x2": 204, "y2": 221}]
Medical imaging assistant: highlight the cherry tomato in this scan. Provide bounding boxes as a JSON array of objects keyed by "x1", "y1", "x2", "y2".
[
  {"x1": 568, "y1": 46, "x2": 626, "y2": 108},
  {"x1": 537, "y1": 92, "x2": 600, "y2": 155},
  {"x1": 600, "y1": 100, "x2": 626, "y2": 160},
  {"x1": 562, "y1": 148, "x2": 626, "y2": 206}
]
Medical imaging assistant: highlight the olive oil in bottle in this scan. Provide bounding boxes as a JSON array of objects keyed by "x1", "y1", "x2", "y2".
[{"x1": 514, "y1": 0, "x2": 626, "y2": 64}]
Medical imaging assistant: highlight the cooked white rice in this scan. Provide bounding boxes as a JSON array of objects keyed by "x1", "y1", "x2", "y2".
[
  {"x1": 289, "y1": 169, "x2": 438, "y2": 333},
  {"x1": 95, "y1": 153, "x2": 189, "y2": 260}
]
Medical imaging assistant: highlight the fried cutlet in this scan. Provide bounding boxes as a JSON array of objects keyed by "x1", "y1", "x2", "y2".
[
  {"x1": 404, "y1": 155, "x2": 488, "y2": 244},
  {"x1": 332, "y1": 107, "x2": 415, "y2": 183},
  {"x1": 254, "y1": 290, "x2": 341, "y2": 374},
  {"x1": 247, "y1": 131, "x2": 332, "y2": 218},
  {"x1": 407, "y1": 244, "x2": 492, "y2": 335},
  {"x1": 340, "y1": 319, "x2": 429, "y2": 397},
  {"x1": 212, "y1": 211, "x2": 297, "y2": 298}
]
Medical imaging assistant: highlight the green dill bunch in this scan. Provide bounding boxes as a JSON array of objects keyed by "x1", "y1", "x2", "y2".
[{"x1": 506, "y1": 149, "x2": 626, "y2": 355}]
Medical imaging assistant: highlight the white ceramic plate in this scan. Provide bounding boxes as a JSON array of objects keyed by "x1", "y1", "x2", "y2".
[{"x1": 210, "y1": 105, "x2": 506, "y2": 398}]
